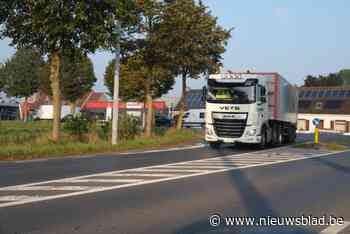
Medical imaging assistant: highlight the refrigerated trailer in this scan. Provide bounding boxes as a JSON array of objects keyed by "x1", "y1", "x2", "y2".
[{"x1": 204, "y1": 72, "x2": 298, "y2": 148}]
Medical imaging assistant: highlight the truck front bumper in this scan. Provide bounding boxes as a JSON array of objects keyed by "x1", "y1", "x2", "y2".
[{"x1": 205, "y1": 124, "x2": 261, "y2": 144}]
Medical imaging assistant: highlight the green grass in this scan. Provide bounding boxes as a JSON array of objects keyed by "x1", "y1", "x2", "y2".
[
  {"x1": 0, "y1": 124, "x2": 202, "y2": 161},
  {"x1": 294, "y1": 142, "x2": 349, "y2": 151}
]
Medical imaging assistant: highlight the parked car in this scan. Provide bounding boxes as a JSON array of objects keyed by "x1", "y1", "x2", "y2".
[{"x1": 155, "y1": 115, "x2": 172, "y2": 127}]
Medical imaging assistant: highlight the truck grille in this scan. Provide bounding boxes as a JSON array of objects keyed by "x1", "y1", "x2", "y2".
[{"x1": 213, "y1": 118, "x2": 247, "y2": 138}]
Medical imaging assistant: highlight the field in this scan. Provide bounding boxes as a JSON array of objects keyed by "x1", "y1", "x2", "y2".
[{"x1": 0, "y1": 121, "x2": 202, "y2": 161}]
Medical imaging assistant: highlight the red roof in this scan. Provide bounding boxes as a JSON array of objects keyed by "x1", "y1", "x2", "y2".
[{"x1": 83, "y1": 101, "x2": 166, "y2": 110}]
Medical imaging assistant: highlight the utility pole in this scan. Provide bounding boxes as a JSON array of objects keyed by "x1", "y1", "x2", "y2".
[{"x1": 112, "y1": 22, "x2": 121, "y2": 145}]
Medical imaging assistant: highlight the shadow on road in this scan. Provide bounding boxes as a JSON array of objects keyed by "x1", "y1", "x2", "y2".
[
  {"x1": 176, "y1": 156, "x2": 318, "y2": 234},
  {"x1": 313, "y1": 156, "x2": 350, "y2": 175}
]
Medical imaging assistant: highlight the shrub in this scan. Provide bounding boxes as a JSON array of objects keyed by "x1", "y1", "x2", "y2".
[
  {"x1": 63, "y1": 114, "x2": 91, "y2": 141},
  {"x1": 118, "y1": 113, "x2": 142, "y2": 140}
]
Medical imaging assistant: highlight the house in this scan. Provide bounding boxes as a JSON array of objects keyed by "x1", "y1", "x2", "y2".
[
  {"x1": 81, "y1": 91, "x2": 168, "y2": 121},
  {"x1": 297, "y1": 86, "x2": 350, "y2": 133},
  {"x1": 26, "y1": 92, "x2": 81, "y2": 120}
]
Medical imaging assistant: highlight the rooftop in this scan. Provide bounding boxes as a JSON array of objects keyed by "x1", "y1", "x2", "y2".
[{"x1": 298, "y1": 86, "x2": 350, "y2": 115}]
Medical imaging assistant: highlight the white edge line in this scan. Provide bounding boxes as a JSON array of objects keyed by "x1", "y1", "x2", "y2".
[
  {"x1": 117, "y1": 144, "x2": 205, "y2": 155},
  {"x1": 5, "y1": 144, "x2": 206, "y2": 164},
  {"x1": 0, "y1": 149, "x2": 350, "y2": 208}
]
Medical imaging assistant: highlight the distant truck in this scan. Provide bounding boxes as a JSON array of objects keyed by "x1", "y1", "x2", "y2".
[
  {"x1": 183, "y1": 109, "x2": 205, "y2": 128},
  {"x1": 204, "y1": 72, "x2": 298, "y2": 148}
]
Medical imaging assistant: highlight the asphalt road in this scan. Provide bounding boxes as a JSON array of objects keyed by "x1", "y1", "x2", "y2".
[
  {"x1": 0, "y1": 144, "x2": 252, "y2": 188},
  {"x1": 0, "y1": 134, "x2": 350, "y2": 234}
]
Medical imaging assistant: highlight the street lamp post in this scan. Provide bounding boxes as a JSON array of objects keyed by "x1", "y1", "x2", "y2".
[{"x1": 112, "y1": 23, "x2": 121, "y2": 145}]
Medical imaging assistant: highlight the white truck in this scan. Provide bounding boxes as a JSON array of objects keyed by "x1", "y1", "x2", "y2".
[
  {"x1": 204, "y1": 72, "x2": 298, "y2": 149},
  {"x1": 183, "y1": 109, "x2": 205, "y2": 128}
]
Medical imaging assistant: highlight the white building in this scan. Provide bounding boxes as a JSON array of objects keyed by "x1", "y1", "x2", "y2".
[{"x1": 297, "y1": 86, "x2": 350, "y2": 133}]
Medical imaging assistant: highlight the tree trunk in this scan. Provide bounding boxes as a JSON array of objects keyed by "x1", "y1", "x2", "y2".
[
  {"x1": 23, "y1": 97, "x2": 28, "y2": 122},
  {"x1": 70, "y1": 101, "x2": 77, "y2": 115},
  {"x1": 144, "y1": 82, "x2": 153, "y2": 137},
  {"x1": 176, "y1": 74, "x2": 187, "y2": 129},
  {"x1": 49, "y1": 52, "x2": 62, "y2": 142}
]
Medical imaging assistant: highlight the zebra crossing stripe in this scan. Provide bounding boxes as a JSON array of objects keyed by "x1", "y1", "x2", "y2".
[
  {"x1": 72, "y1": 179, "x2": 145, "y2": 183},
  {"x1": 0, "y1": 196, "x2": 41, "y2": 202},
  {"x1": 3, "y1": 186, "x2": 93, "y2": 191}
]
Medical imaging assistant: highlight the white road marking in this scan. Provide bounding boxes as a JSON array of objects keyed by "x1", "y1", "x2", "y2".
[
  {"x1": 140, "y1": 168, "x2": 209, "y2": 173},
  {"x1": 4, "y1": 186, "x2": 95, "y2": 191},
  {"x1": 185, "y1": 163, "x2": 247, "y2": 167},
  {"x1": 0, "y1": 147, "x2": 348, "y2": 208},
  {"x1": 6, "y1": 144, "x2": 206, "y2": 164},
  {"x1": 0, "y1": 196, "x2": 40, "y2": 202},
  {"x1": 72, "y1": 179, "x2": 144, "y2": 183},
  {"x1": 118, "y1": 144, "x2": 205, "y2": 155},
  {"x1": 108, "y1": 173, "x2": 181, "y2": 177},
  {"x1": 320, "y1": 221, "x2": 350, "y2": 234},
  {"x1": 164, "y1": 165, "x2": 232, "y2": 169}
]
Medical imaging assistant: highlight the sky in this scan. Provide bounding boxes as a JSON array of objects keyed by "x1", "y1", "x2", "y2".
[{"x1": 1, "y1": 0, "x2": 349, "y2": 100}]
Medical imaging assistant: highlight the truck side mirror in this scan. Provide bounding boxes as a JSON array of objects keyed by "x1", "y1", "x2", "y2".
[{"x1": 202, "y1": 86, "x2": 207, "y2": 102}]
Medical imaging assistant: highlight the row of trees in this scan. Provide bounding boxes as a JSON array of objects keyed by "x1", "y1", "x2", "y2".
[
  {"x1": 0, "y1": 48, "x2": 96, "y2": 121},
  {"x1": 0, "y1": 0, "x2": 231, "y2": 141},
  {"x1": 304, "y1": 69, "x2": 350, "y2": 87}
]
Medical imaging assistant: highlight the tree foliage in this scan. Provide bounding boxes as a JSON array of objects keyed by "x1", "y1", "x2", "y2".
[
  {"x1": 338, "y1": 69, "x2": 350, "y2": 85},
  {"x1": 0, "y1": 48, "x2": 43, "y2": 98},
  {"x1": 304, "y1": 71, "x2": 347, "y2": 87},
  {"x1": 105, "y1": 55, "x2": 174, "y2": 102},
  {"x1": 104, "y1": 0, "x2": 176, "y2": 137},
  {"x1": 0, "y1": 0, "x2": 135, "y2": 54},
  {"x1": 41, "y1": 53, "x2": 97, "y2": 104},
  {"x1": 0, "y1": 63, "x2": 5, "y2": 91},
  {"x1": 160, "y1": 0, "x2": 231, "y2": 78},
  {"x1": 0, "y1": 0, "x2": 139, "y2": 141},
  {"x1": 159, "y1": 0, "x2": 231, "y2": 128}
]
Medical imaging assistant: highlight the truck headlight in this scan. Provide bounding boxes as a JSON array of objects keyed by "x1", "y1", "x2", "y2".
[{"x1": 246, "y1": 129, "x2": 257, "y2": 136}]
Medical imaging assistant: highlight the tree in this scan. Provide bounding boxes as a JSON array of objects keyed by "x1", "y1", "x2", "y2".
[
  {"x1": 159, "y1": 0, "x2": 231, "y2": 129},
  {"x1": 339, "y1": 69, "x2": 350, "y2": 85},
  {"x1": 1, "y1": 48, "x2": 43, "y2": 121},
  {"x1": 41, "y1": 52, "x2": 97, "y2": 115},
  {"x1": 105, "y1": 58, "x2": 145, "y2": 101},
  {"x1": 0, "y1": 63, "x2": 5, "y2": 92},
  {"x1": 104, "y1": 0, "x2": 175, "y2": 137},
  {"x1": 104, "y1": 54, "x2": 174, "y2": 135},
  {"x1": 61, "y1": 54, "x2": 96, "y2": 114},
  {"x1": 0, "y1": 0, "x2": 137, "y2": 141},
  {"x1": 304, "y1": 73, "x2": 344, "y2": 87}
]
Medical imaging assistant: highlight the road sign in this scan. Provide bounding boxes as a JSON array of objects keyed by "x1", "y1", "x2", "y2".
[{"x1": 312, "y1": 118, "x2": 321, "y2": 127}]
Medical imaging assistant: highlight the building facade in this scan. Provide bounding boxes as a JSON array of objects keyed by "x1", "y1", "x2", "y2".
[{"x1": 297, "y1": 86, "x2": 350, "y2": 133}]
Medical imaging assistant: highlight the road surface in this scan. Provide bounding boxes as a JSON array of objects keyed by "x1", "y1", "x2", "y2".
[{"x1": 0, "y1": 135, "x2": 350, "y2": 234}]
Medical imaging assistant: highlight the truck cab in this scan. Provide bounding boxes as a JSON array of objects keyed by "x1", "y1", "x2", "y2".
[{"x1": 204, "y1": 72, "x2": 298, "y2": 149}]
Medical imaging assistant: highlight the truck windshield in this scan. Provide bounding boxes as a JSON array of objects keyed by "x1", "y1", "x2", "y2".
[{"x1": 207, "y1": 85, "x2": 256, "y2": 104}]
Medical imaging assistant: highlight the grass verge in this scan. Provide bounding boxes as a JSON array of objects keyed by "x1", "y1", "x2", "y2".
[
  {"x1": 294, "y1": 142, "x2": 349, "y2": 151},
  {"x1": 0, "y1": 129, "x2": 203, "y2": 161}
]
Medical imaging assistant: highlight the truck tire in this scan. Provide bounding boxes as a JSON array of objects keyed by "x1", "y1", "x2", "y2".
[
  {"x1": 287, "y1": 126, "x2": 297, "y2": 144},
  {"x1": 259, "y1": 127, "x2": 267, "y2": 149},
  {"x1": 209, "y1": 142, "x2": 221, "y2": 149}
]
